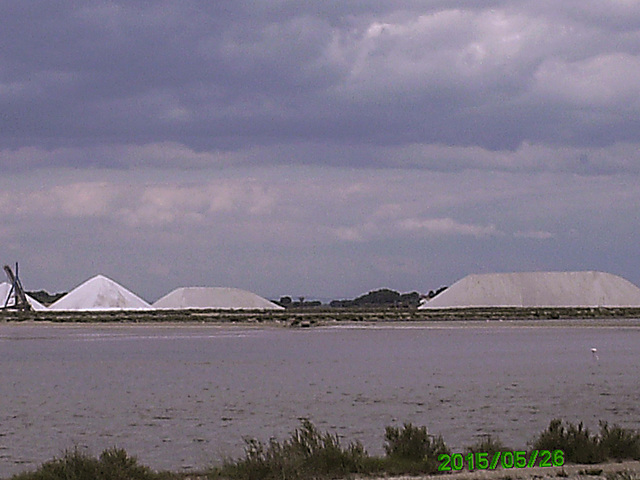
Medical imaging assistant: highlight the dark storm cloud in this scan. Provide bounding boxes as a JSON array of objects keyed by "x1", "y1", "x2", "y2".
[{"x1": 2, "y1": 1, "x2": 640, "y2": 167}]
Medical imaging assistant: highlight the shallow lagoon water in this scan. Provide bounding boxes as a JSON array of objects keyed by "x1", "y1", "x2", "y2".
[{"x1": 1, "y1": 322, "x2": 639, "y2": 476}]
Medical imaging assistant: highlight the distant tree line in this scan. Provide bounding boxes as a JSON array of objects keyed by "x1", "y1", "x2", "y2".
[
  {"x1": 426, "y1": 286, "x2": 447, "y2": 300},
  {"x1": 330, "y1": 289, "x2": 422, "y2": 308},
  {"x1": 275, "y1": 296, "x2": 323, "y2": 309},
  {"x1": 26, "y1": 290, "x2": 66, "y2": 306},
  {"x1": 274, "y1": 287, "x2": 449, "y2": 309}
]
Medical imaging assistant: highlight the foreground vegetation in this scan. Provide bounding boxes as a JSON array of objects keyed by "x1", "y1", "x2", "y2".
[
  {"x1": 9, "y1": 448, "x2": 174, "y2": 480},
  {"x1": 4, "y1": 305, "x2": 640, "y2": 325},
  {"x1": 10, "y1": 419, "x2": 640, "y2": 480},
  {"x1": 533, "y1": 419, "x2": 640, "y2": 464}
]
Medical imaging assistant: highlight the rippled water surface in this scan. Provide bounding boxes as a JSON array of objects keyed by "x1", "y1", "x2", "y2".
[{"x1": 1, "y1": 322, "x2": 639, "y2": 476}]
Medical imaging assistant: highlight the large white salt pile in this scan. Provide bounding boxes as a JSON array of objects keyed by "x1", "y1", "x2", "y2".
[
  {"x1": 0, "y1": 282, "x2": 48, "y2": 311},
  {"x1": 420, "y1": 271, "x2": 640, "y2": 308},
  {"x1": 48, "y1": 275, "x2": 152, "y2": 311},
  {"x1": 153, "y1": 287, "x2": 284, "y2": 310}
]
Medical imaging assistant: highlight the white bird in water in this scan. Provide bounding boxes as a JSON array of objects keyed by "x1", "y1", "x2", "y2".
[{"x1": 591, "y1": 348, "x2": 599, "y2": 361}]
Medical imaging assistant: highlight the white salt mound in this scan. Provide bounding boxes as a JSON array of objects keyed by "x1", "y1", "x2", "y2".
[
  {"x1": 49, "y1": 275, "x2": 152, "y2": 311},
  {"x1": 420, "y1": 271, "x2": 640, "y2": 308},
  {"x1": 0, "y1": 282, "x2": 48, "y2": 311},
  {"x1": 153, "y1": 287, "x2": 284, "y2": 310}
]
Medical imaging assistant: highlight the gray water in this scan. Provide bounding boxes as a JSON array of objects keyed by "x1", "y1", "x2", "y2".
[{"x1": 1, "y1": 322, "x2": 639, "y2": 476}]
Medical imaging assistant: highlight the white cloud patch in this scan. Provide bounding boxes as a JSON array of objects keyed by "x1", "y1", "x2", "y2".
[
  {"x1": 0, "y1": 182, "x2": 117, "y2": 218},
  {"x1": 534, "y1": 53, "x2": 640, "y2": 109},
  {"x1": 2, "y1": 165, "x2": 640, "y2": 298},
  {"x1": 335, "y1": 8, "x2": 560, "y2": 101},
  {"x1": 514, "y1": 230, "x2": 555, "y2": 240},
  {"x1": 330, "y1": 226, "x2": 368, "y2": 243},
  {"x1": 399, "y1": 217, "x2": 502, "y2": 238},
  {"x1": 1, "y1": 178, "x2": 277, "y2": 228}
]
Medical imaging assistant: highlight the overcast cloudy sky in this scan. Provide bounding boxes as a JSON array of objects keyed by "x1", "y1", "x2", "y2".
[{"x1": 2, "y1": 1, "x2": 640, "y2": 302}]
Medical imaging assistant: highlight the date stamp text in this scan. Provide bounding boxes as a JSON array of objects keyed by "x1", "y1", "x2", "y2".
[{"x1": 437, "y1": 449, "x2": 565, "y2": 472}]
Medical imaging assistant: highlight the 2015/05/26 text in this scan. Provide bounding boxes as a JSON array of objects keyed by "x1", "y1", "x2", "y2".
[{"x1": 438, "y1": 450, "x2": 565, "y2": 472}]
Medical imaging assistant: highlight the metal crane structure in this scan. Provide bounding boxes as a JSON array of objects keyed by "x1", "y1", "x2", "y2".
[{"x1": 2, "y1": 263, "x2": 32, "y2": 311}]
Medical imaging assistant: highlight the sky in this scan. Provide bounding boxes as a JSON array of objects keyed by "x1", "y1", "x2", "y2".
[{"x1": 2, "y1": 1, "x2": 640, "y2": 303}]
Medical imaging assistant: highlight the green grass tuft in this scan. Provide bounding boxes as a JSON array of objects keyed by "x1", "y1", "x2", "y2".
[
  {"x1": 599, "y1": 422, "x2": 640, "y2": 461},
  {"x1": 211, "y1": 420, "x2": 450, "y2": 479},
  {"x1": 211, "y1": 419, "x2": 370, "y2": 480},
  {"x1": 532, "y1": 419, "x2": 606, "y2": 464},
  {"x1": 382, "y1": 422, "x2": 449, "y2": 474},
  {"x1": 466, "y1": 435, "x2": 511, "y2": 456},
  {"x1": 10, "y1": 447, "x2": 168, "y2": 480},
  {"x1": 532, "y1": 419, "x2": 640, "y2": 465}
]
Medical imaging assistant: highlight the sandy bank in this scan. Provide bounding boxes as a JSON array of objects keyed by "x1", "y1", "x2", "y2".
[
  {"x1": 177, "y1": 461, "x2": 640, "y2": 480},
  {"x1": 370, "y1": 461, "x2": 640, "y2": 480}
]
